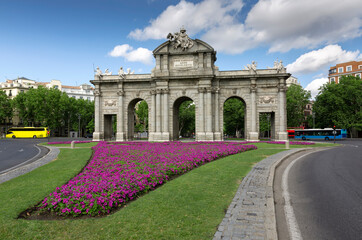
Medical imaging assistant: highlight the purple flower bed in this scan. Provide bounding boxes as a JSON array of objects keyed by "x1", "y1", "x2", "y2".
[
  {"x1": 37, "y1": 141, "x2": 257, "y2": 217},
  {"x1": 47, "y1": 141, "x2": 92, "y2": 145}
]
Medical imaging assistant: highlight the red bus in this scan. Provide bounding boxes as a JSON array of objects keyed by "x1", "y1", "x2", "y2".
[{"x1": 287, "y1": 127, "x2": 304, "y2": 138}]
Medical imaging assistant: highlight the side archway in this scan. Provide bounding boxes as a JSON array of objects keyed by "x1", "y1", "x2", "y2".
[
  {"x1": 223, "y1": 96, "x2": 247, "y2": 140},
  {"x1": 127, "y1": 98, "x2": 149, "y2": 141}
]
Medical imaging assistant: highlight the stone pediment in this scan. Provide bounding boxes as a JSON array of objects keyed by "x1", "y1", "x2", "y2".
[
  {"x1": 152, "y1": 28, "x2": 217, "y2": 77},
  {"x1": 153, "y1": 38, "x2": 215, "y2": 55}
]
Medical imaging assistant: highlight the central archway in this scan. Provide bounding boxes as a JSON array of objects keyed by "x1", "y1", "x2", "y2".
[{"x1": 172, "y1": 96, "x2": 195, "y2": 140}]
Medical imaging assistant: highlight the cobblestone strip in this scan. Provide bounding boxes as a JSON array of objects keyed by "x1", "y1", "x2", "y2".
[
  {"x1": 0, "y1": 146, "x2": 60, "y2": 184},
  {"x1": 213, "y1": 148, "x2": 306, "y2": 240}
]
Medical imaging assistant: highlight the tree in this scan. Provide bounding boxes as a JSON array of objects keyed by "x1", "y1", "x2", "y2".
[
  {"x1": 0, "y1": 90, "x2": 12, "y2": 126},
  {"x1": 178, "y1": 100, "x2": 195, "y2": 137},
  {"x1": 286, "y1": 84, "x2": 311, "y2": 127},
  {"x1": 223, "y1": 98, "x2": 245, "y2": 138},
  {"x1": 313, "y1": 75, "x2": 362, "y2": 137}
]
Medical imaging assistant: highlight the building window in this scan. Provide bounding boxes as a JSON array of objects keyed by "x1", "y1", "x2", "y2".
[
  {"x1": 338, "y1": 67, "x2": 343, "y2": 73},
  {"x1": 359, "y1": 65, "x2": 362, "y2": 69},
  {"x1": 80, "y1": 96, "x2": 83, "y2": 99},
  {"x1": 54, "y1": 85, "x2": 59, "y2": 89},
  {"x1": 330, "y1": 77, "x2": 335, "y2": 83},
  {"x1": 87, "y1": 97, "x2": 90, "y2": 100},
  {"x1": 9, "y1": 90, "x2": 12, "y2": 96},
  {"x1": 329, "y1": 68, "x2": 337, "y2": 74},
  {"x1": 346, "y1": 65, "x2": 352, "y2": 72},
  {"x1": 356, "y1": 73, "x2": 361, "y2": 79}
]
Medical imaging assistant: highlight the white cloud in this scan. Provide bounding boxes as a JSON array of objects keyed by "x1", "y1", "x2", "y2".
[
  {"x1": 128, "y1": 0, "x2": 362, "y2": 54},
  {"x1": 108, "y1": 44, "x2": 154, "y2": 65},
  {"x1": 286, "y1": 45, "x2": 360, "y2": 75},
  {"x1": 305, "y1": 78, "x2": 328, "y2": 99},
  {"x1": 129, "y1": 0, "x2": 243, "y2": 41},
  {"x1": 245, "y1": 0, "x2": 362, "y2": 52}
]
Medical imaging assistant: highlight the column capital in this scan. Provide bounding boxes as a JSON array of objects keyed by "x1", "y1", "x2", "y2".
[
  {"x1": 150, "y1": 89, "x2": 157, "y2": 95},
  {"x1": 212, "y1": 87, "x2": 220, "y2": 93},
  {"x1": 198, "y1": 87, "x2": 206, "y2": 93},
  {"x1": 156, "y1": 89, "x2": 163, "y2": 94},
  {"x1": 94, "y1": 90, "x2": 102, "y2": 97},
  {"x1": 250, "y1": 84, "x2": 257, "y2": 93},
  {"x1": 117, "y1": 90, "x2": 125, "y2": 96},
  {"x1": 278, "y1": 84, "x2": 287, "y2": 92},
  {"x1": 162, "y1": 88, "x2": 169, "y2": 94}
]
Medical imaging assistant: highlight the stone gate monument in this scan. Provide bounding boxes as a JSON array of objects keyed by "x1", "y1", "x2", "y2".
[{"x1": 91, "y1": 28, "x2": 290, "y2": 142}]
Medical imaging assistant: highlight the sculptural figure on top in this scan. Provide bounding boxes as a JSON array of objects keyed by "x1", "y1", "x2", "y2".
[{"x1": 167, "y1": 27, "x2": 194, "y2": 51}]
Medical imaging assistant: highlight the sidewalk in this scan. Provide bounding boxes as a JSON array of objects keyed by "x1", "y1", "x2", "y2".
[
  {"x1": 0, "y1": 146, "x2": 60, "y2": 184},
  {"x1": 213, "y1": 148, "x2": 308, "y2": 240}
]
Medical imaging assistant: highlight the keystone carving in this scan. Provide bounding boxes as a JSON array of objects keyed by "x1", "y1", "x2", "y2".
[
  {"x1": 259, "y1": 96, "x2": 275, "y2": 104},
  {"x1": 104, "y1": 100, "x2": 117, "y2": 107}
]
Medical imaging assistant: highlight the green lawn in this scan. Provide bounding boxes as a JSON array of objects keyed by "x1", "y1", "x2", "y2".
[{"x1": 0, "y1": 142, "x2": 336, "y2": 239}]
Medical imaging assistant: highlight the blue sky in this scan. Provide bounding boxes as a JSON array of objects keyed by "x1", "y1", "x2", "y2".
[{"x1": 1, "y1": 0, "x2": 361, "y2": 97}]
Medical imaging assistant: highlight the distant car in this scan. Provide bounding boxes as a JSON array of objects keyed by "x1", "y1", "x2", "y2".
[{"x1": 85, "y1": 133, "x2": 93, "y2": 138}]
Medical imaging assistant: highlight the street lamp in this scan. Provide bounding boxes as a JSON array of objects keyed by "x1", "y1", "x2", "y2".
[
  {"x1": 267, "y1": 114, "x2": 271, "y2": 139},
  {"x1": 77, "y1": 113, "x2": 81, "y2": 138},
  {"x1": 312, "y1": 112, "x2": 315, "y2": 129}
]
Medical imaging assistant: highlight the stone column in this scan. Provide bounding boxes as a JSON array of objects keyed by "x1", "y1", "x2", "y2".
[
  {"x1": 197, "y1": 87, "x2": 206, "y2": 141},
  {"x1": 249, "y1": 78, "x2": 259, "y2": 141},
  {"x1": 205, "y1": 88, "x2": 214, "y2": 140},
  {"x1": 214, "y1": 88, "x2": 222, "y2": 140},
  {"x1": 154, "y1": 89, "x2": 162, "y2": 141},
  {"x1": 162, "y1": 89, "x2": 170, "y2": 140},
  {"x1": 116, "y1": 90, "x2": 125, "y2": 141},
  {"x1": 93, "y1": 88, "x2": 103, "y2": 141},
  {"x1": 149, "y1": 90, "x2": 156, "y2": 141},
  {"x1": 278, "y1": 77, "x2": 288, "y2": 140}
]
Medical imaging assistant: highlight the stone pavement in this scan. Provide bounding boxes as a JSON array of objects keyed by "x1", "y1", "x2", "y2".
[
  {"x1": 0, "y1": 146, "x2": 60, "y2": 184},
  {"x1": 213, "y1": 148, "x2": 307, "y2": 240}
]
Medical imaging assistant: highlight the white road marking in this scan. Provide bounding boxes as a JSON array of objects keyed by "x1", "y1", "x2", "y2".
[
  {"x1": 18, "y1": 148, "x2": 24, "y2": 152},
  {"x1": 282, "y1": 149, "x2": 329, "y2": 240}
]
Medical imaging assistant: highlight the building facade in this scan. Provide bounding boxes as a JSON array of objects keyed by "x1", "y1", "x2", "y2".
[
  {"x1": 0, "y1": 77, "x2": 94, "y2": 100},
  {"x1": 329, "y1": 60, "x2": 362, "y2": 83}
]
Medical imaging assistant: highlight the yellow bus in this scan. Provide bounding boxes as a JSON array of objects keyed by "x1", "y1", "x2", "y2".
[{"x1": 6, "y1": 127, "x2": 50, "y2": 139}]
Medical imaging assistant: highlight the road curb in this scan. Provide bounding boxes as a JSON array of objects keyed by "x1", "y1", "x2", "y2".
[
  {"x1": 265, "y1": 148, "x2": 308, "y2": 240},
  {"x1": 213, "y1": 148, "x2": 311, "y2": 240},
  {"x1": 0, "y1": 145, "x2": 60, "y2": 184}
]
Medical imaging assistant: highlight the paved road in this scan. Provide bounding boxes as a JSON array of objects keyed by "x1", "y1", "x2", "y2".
[
  {"x1": 0, "y1": 137, "x2": 88, "y2": 174},
  {"x1": 274, "y1": 140, "x2": 362, "y2": 240}
]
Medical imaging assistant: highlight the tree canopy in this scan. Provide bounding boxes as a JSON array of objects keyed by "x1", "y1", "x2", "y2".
[
  {"x1": 12, "y1": 86, "x2": 94, "y2": 136},
  {"x1": 286, "y1": 84, "x2": 311, "y2": 127},
  {"x1": 0, "y1": 90, "x2": 12, "y2": 125},
  {"x1": 313, "y1": 75, "x2": 361, "y2": 136}
]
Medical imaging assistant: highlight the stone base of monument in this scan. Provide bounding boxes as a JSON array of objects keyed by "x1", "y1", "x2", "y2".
[
  {"x1": 214, "y1": 132, "x2": 222, "y2": 141},
  {"x1": 162, "y1": 132, "x2": 170, "y2": 141},
  {"x1": 205, "y1": 132, "x2": 214, "y2": 141},
  {"x1": 277, "y1": 132, "x2": 288, "y2": 141},
  {"x1": 196, "y1": 132, "x2": 206, "y2": 141},
  {"x1": 116, "y1": 132, "x2": 126, "y2": 142},
  {"x1": 92, "y1": 132, "x2": 104, "y2": 141},
  {"x1": 248, "y1": 132, "x2": 259, "y2": 141},
  {"x1": 149, "y1": 132, "x2": 165, "y2": 142}
]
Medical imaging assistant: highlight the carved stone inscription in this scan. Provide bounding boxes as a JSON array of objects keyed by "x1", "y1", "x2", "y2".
[{"x1": 173, "y1": 58, "x2": 194, "y2": 68}]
